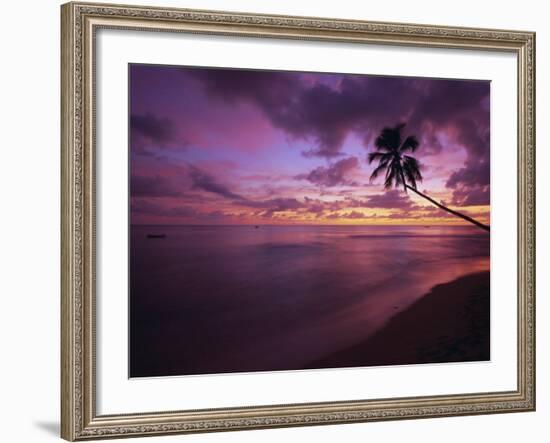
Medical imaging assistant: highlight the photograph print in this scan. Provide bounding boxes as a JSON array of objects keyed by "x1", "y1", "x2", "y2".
[{"x1": 129, "y1": 64, "x2": 490, "y2": 378}]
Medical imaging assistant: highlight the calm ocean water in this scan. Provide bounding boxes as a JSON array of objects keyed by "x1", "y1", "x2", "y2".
[{"x1": 130, "y1": 224, "x2": 490, "y2": 377}]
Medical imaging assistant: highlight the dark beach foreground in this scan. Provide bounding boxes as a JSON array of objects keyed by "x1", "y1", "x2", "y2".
[{"x1": 305, "y1": 271, "x2": 490, "y2": 369}]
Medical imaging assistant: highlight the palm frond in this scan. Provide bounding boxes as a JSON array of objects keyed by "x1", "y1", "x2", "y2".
[
  {"x1": 369, "y1": 156, "x2": 391, "y2": 182},
  {"x1": 399, "y1": 135, "x2": 419, "y2": 153},
  {"x1": 401, "y1": 155, "x2": 422, "y2": 189},
  {"x1": 403, "y1": 155, "x2": 423, "y2": 180},
  {"x1": 384, "y1": 166, "x2": 396, "y2": 189},
  {"x1": 383, "y1": 159, "x2": 402, "y2": 189},
  {"x1": 402, "y1": 161, "x2": 417, "y2": 189},
  {"x1": 370, "y1": 124, "x2": 420, "y2": 191},
  {"x1": 367, "y1": 151, "x2": 392, "y2": 164},
  {"x1": 375, "y1": 123, "x2": 405, "y2": 152},
  {"x1": 393, "y1": 161, "x2": 404, "y2": 187},
  {"x1": 374, "y1": 134, "x2": 393, "y2": 151}
]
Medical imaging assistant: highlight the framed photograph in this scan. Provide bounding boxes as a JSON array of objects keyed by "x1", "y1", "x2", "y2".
[{"x1": 61, "y1": 1, "x2": 536, "y2": 440}]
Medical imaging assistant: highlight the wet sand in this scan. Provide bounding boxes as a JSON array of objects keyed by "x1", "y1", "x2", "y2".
[{"x1": 306, "y1": 271, "x2": 490, "y2": 369}]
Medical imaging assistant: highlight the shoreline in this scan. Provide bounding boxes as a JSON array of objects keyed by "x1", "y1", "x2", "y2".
[{"x1": 305, "y1": 271, "x2": 490, "y2": 370}]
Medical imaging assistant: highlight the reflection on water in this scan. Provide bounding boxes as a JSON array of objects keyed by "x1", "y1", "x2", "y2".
[{"x1": 130, "y1": 225, "x2": 490, "y2": 377}]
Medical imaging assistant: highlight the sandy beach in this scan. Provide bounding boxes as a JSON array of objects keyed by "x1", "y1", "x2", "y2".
[{"x1": 306, "y1": 271, "x2": 490, "y2": 369}]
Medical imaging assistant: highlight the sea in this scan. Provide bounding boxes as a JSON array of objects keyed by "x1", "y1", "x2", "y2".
[{"x1": 129, "y1": 224, "x2": 490, "y2": 377}]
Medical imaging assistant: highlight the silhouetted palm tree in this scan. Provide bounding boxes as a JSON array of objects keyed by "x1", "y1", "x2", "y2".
[{"x1": 368, "y1": 123, "x2": 489, "y2": 232}]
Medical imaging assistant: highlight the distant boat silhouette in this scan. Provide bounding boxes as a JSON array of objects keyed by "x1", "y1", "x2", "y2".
[
  {"x1": 254, "y1": 225, "x2": 260, "y2": 229},
  {"x1": 147, "y1": 234, "x2": 166, "y2": 239}
]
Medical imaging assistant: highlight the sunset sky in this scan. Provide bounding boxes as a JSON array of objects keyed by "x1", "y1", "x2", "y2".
[{"x1": 130, "y1": 64, "x2": 490, "y2": 226}]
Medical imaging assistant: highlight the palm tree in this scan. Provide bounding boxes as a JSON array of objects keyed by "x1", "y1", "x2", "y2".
[{"x1": 368, "y1": 123, "x2": 489, "y2": 232}]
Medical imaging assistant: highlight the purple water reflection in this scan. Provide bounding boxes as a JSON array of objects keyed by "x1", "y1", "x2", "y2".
[{"x1": 130, "y1": 225, "x2": 489, "y2": 377}]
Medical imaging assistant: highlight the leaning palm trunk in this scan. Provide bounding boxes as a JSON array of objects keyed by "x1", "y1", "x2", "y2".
[
  {"x1": 369, "y1": 124, "x2": 490, "y2": 233},
  {"x1": 405, "y1": 185, "x2": 490, "y2": 232}
]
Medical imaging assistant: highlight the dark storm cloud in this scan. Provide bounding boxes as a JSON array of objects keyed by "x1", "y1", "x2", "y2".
[
  {"x1": 188, "y1": 69, "x2": 362, "y2": 157},
  {"x1": 190, "y1": 69, "x2": 488, "y2": 157},
  {"x1": 295, "y1": 157, "x2": 360, "y2": 187}
]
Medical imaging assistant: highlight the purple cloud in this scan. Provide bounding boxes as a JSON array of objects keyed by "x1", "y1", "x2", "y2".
[
  {"x1": 188, "y1": 69, "x2": 360, "y2": 157},
  {"x1": 187, "y1": 164, "x2": 245, "y2": 201},
  {"x1": 364, "y1": 190, "x2": 421, "y2": 211},
  {"x1": 184, "y1": 164, "x2": 306, "y2": 217},
  {"x1": 295, "y1": 157, "x2": 360, "y2": 187},
  {"x1": 445, "y1": 115, "x2": 490, "y2": 205},
  {"x1": 131, "y1": 198, "x2": 232, "y2": 223},
  {"x1": 325, "y1": 211, "x2": 378, "y2": 220},
  {"x1": 131, "y1": 113, "x2": 176, "y2": 144},
  {"x1": 130, "y1": 64, "x2": 491, "y2": 225},
  {"x1": 448, "y1": 184, "x2": 490, "y2": 206},
  {"x1": 131, "y1": 199, "x2": 197, "y2": 218},
  {"x1": 131, "y1": 174, "x2": 182, "y2": 197},
  {"x1": 340, "y1": 210, "x2": 367, "y2": 219},
  {"x1": 130, "y1": 113, "x2": 186, "y2": 156},
  {"x1": 190, "y1": 69, "x2": 489, "y2": 163},
  {"x1": 238, "y1": 197, "x2": 305, "y2": 218}
]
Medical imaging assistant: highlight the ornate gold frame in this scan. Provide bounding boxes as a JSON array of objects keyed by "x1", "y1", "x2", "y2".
[{"x1": 61, "y1": 2, "x2": 536, "y2": 440}]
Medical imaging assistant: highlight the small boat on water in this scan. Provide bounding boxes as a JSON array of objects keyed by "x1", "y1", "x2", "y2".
[
  {"x1": 146, "y1": 234, "x2": 166, "y2": 239},
  {"x1": 254, "y1": 225, "x2": 260, "y2": 229}
]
